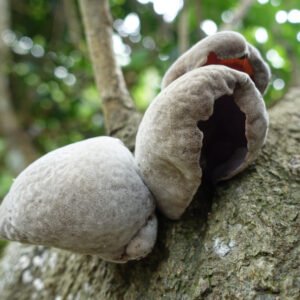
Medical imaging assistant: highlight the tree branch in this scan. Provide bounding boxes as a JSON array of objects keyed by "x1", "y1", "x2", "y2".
[
  {"x1": 78, "y1": 0, "x2": 141, "y2": 149},
  {"x1": 63, "y1": 0, "x2": 84, "y2": 49},
  {"x1": 194, "y1": 0, "x2": 203, "y2": 38},
  {"x1": 0, "y1": 0, "x2": 38, "y2": 174},
  {"x1": 177, "y1": 0, "x2": 189, "y2": 54},
  {"x1": 220, "y1": 0, "x2": 255, "y2": 31}
]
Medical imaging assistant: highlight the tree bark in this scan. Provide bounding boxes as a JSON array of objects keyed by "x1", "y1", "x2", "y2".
[
  {"x1": 78, "y1": 0, "x2": 141, "y2": 149},
  {"x1": 0, "y1": 86, "x2": 299, "y2": 299},
  {"x1": 0, "y1": 0, "x2": 38, "y2": 174}
]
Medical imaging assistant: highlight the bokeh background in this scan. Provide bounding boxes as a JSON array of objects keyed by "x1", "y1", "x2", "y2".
[{"x1": 0, "y1": 0, "x2": 299, "y2": 252}]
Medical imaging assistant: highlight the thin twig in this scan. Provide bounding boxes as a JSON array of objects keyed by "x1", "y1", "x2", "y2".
[
  {"x1": 178, "y1": 0, "x2": 189, "y2": 54},
  {"x1": 63, "y1": 0, "x2": 84, "y2": 49},
  {"x1": 0, "y1": 0, "x2": 38, "y2": 173},
  {"x1": 220, "y1": 0, "x2": 255, "y2": 31}
]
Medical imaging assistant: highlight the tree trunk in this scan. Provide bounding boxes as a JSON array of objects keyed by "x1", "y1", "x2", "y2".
[
  {"x1": 0, "y1": 86, "x2": 299, "y2": 299},
  {"x1": 0, "y1": 0, "x2": 38, "y2": 174}
]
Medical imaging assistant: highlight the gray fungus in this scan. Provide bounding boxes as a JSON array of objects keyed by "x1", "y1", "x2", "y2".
[
  {"x1": 135, "y1": 31, "x2": 270, "y2": 220},
  {"x1": 0, "y1": 31, "x2": 270, "y2": 262},
  {"x1": 135, "y1": 66, "x2": 268, "y2": 220},
  {"x1": 0, "y1": 137, "x2": 157, "y2": 263},
  {"x1": 162, "y1": 31, "x2": 270, "y2": 94}
]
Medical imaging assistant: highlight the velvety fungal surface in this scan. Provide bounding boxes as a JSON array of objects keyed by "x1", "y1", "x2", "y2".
[
  {"x1": 135, "y1": 65, "x2": 268, "y2": 220},
  {"x1": 0, "y1": 137, "x2": 157, "y2": 263},
  {"x1": 162, "y1": 31, "x2": 270, "y2": 94}
]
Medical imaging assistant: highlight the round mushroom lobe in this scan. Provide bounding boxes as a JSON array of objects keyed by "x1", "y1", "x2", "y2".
[
  {"x1": 156, "y1": 32, "x2": 270, "y2": 212},
  {"x1": 136, "y1": 32, "x2": 270, "y2": 220},
  {"x1": 204, "y1": 51, "x2": 254, "y2": 79},
  {"x1": 135, "y1": 66, "x2": 268, "y2": 220},
  {"x1": 0, "y1": 137, "x2": 157, "y2": 263},
  {"x1": 161, "y1": 31, "x2": 270, "y2": 94}
]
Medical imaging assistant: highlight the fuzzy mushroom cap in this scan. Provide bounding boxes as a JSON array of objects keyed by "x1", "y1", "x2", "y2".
[
  {"x1": 162, "y1": 31, "x2": 271, "y2": 94},
  {"x1": 135, "y1": 65, "x2": 268, "y2": 220},
  {"x1": 0, "y1": 137, "x2": 157, "y2": 263}
]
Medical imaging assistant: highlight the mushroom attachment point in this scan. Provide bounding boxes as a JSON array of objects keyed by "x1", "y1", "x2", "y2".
[
  {"x1": 0, "y1": 137, "x2": 157, "y2": 263},
  {"x1": 135, "y1": 66, "x2": 269, "y2": 220}
]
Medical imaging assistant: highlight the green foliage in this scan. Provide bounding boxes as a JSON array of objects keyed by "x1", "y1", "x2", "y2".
[
  {"x1": 110, "y1": 0, "x2": 299, "y2": 105},
  {"x1": 132, "y1": 67, "x2": 160, "y2": 111},
  {"x1": 0, "y1": 240, "x2": 8, "y2": 257},
  {"x1": 0, "y1": 139, "x2": 13, "y2": 199}
]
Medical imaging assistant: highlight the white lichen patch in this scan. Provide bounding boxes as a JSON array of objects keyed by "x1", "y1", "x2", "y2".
[
  {"x1": 229, "y1": 240, "x2": 236, "y2": 248},
  {"x1": 33, "y1": 278, "x2": 44, "y2": 291},
  {"x1": 213, "y1": 238, "x2": 236, "y2": 257},
  {"x1": 33, "y1": 255, "x2": 43, "y2": 268},
  {"x1": 48, "y1": 252, "x2": 58, "y2": 270},
  {"x1": 288, "y1": 155, "x2": 300, "y2": 176},
  {"x1": 18, "y1": 255, "x2": 31, "y2": 270},
  {"x1": 83, "y1": 282, "x2": 92, "y2": 293},
  {"x1": 22, "y1": 270, "x2": 33, "y2": 284}
]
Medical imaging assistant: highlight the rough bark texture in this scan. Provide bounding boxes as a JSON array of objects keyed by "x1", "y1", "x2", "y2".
[
  {"x1": 78, "y1": 0, "x2": 141, "y2": 149},
  {"x1": 0, "y1": 0, "x2": 38, "y2": 174},
  {"x1": 0, "y1": 87, "x2": 299, "y2": 299}
]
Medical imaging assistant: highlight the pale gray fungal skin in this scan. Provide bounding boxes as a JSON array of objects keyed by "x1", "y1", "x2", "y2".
[
  {"x1": 162, "y1": 31, "x2": 271, "y2": 94},
  {"x1": 135, "y1": 65, "x2": 268, "y2": 220},
  {"x1": 0, "y1": 137, "x2": 157, "y2": 263}
]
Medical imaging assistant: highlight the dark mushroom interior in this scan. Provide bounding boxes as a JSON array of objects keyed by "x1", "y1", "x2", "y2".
[{"x1": 197, "y1": 95, "x2": 247, "y2": 183}]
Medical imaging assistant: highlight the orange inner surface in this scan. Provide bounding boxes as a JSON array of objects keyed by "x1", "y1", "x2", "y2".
[{"x1": 204, "y1": 52, "x2": 254, "y2": 77}]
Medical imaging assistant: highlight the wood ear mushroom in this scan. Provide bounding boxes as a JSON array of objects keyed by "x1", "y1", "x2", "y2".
[
  {"x1": 0, "y1": 31, "x2": 270, "y2": 261},
  {"x1": 135, "y1": 65, "x2": 269, "y2": 220},
  {"x1": 162, "y1": 31, "x2": 271, "y2": 94},
  {"x1": 0, "y1": 137, "x2": 157, "y2": 263}
]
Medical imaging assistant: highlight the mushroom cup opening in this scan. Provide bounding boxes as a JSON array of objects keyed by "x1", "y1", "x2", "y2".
[{"x1": 198, "y1": 94, "x2": 248, "y2": 183}]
